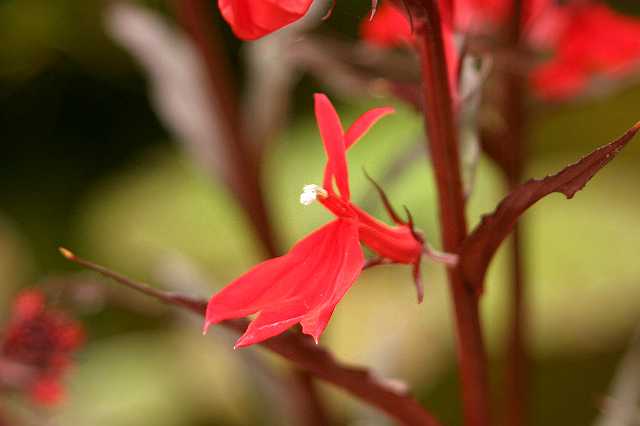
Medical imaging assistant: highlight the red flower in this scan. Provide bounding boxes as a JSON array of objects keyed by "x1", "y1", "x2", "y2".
[
  {"x1": 217, "y1": 0, "x2": 314, "y2": 40},
  {"x1": 1, "y1": 290, "x2": 84, "y2": 407},
  {"x1": 204, "y1": 94, "x2": 455, "y2": 348},
  {"x1": 531, "y1": 3, "x2": 640, "y2": 100}
]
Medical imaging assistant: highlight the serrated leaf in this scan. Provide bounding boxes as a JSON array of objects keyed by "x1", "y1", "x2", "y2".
[{"x1": 461, "y1": 122, "x2": 640, "y2": 293}]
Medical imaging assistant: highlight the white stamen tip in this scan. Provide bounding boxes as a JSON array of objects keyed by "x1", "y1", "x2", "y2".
[{"x1": 300, "y1": 184, "x2": 327, "y2": 206}]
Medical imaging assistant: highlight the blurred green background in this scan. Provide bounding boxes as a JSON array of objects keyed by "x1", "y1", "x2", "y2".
[{"x1": 1, "y1": 0, "x2": 640, "y2": 425}]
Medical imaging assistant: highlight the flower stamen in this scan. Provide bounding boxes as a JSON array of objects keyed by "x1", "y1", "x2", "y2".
[{"x1": 300, "y1": 184, "x2": 328, "y2": 206}]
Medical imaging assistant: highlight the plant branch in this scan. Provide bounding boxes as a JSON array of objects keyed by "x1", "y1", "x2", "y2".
[
  {"x1": 400, "y1": 1, "x2": 491, "y2": 425},
  {"x1": 59, "y1": 248, "x2": 442, "y2": 426}
]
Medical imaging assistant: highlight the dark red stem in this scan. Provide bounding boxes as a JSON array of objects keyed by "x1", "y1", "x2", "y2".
[
  {"x1": 506, "y1": 221, "x2": 527, "y2": 426},
  {"x1": 502, "y1": 2, "x2": 528, "y2": 425},
  {"x1": 173, "y1": 0, "x2": 279, "y2": 258},
  {"x1": 402, "y1": 1, "x2": 491, "y2": 425}
]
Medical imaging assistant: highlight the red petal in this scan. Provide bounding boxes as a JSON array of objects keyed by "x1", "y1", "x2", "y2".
[
  {"x1": 299, "y1": 226, "x2": 363, "y2": 342},
  {"x1": 345, "y1": 107, "x2": 395, "y2": 149},
  {"x1": 234, "y1": 303, "x2": 308, "y2": 348},
  {"x1": 205, "y1": 219, "x2": 364, "y2": 347},
  {"x1": 530, "y1": 59, "x2": 587, "y2": 100},
  {"x1": 218, "y1": 0, "x2": 313, "y2": 40},
  {"x1": 314, "y1": 94, "x2": 350, "y2": 199},
  {"x1": 359, "y1": 3, "x2": 413, "y2": 48},
  {"x1": 205, "y1": 221, "x2": 335, "y2": 328}
]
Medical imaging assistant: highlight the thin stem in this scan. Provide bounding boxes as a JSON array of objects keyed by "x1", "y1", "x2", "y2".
[
  {"x1": 173, "y1": 0, "x2": 278, "y2": 257},
  {"x1": 502, "y1": 2, "x2": 528, "y2": 425},
  {"x1": 506, "y1": 221, "x2": 526, "y2": 426},
  {"x1": 60, "y1": 248, "x2": 442, "y2": 426},
  {"x1": 401, "y1": 0, "x2": 491, "y2": 425}
]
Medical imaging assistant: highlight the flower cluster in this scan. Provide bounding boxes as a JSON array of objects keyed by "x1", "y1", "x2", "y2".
[
  {"x1": 0, "y1": 290, "x2": 84, "y2": 406},
  {"x1": 204, "y1": 94, "x2": 455, "y2": 348},
  {"x1": 360, "y1": 0, "x2": 640, "y2": 100}
]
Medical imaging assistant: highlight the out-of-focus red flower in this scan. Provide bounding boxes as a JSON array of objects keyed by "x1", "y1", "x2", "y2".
[
  {"x1": 1, "y1": 289, "x2": 84, "y2": 407},
  {"x1": 217, "y1": 0, "x2": 314, "y2": 40},
  {"x1": 204, "y1": 94, "x2": 454, "y2": 348},
  {"x1": 532, "y1": 3, "x2": 640, "y2": 100},
  {"x1": 359, "y1": 3, "x2": 413, "y2": 48},
  {"x1": 361, "y1": 1, "x2": 640, "y2": 100},
  {"x1": 360, "y1": 3, "x2": 461, "y2": 100}
]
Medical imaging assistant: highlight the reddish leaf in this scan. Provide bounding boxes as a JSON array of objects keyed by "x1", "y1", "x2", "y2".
[{"x1": 461, "y1": 122, "x2": 640, "y2": 293}]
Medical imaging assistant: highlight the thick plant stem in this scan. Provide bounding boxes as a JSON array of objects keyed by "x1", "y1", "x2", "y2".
[
  {"x1": 405, "y1": 1, "x2": 491, "y2": 425},
  {"x1": 173, "y1": 2, "x2": 323, "y2": 424}
]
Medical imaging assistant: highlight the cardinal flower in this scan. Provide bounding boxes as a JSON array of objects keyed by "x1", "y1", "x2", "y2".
[{"x1": 204, "y1": 94, "x2": 455, "y2": 348}]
